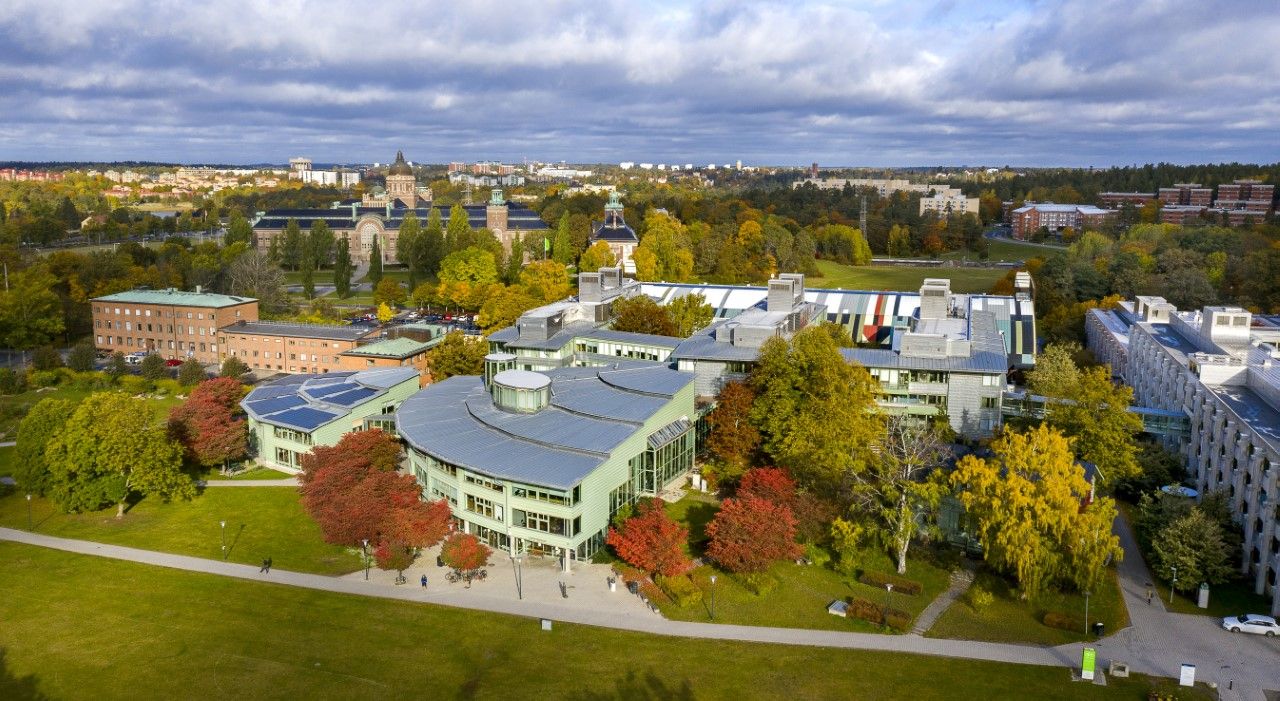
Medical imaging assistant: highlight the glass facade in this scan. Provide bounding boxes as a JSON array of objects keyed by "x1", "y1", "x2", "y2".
[{"x1": 634, "y1": 427, "x2": 695, "y2": 494}]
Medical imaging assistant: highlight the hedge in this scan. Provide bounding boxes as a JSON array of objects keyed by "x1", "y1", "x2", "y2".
[
  {"x1": 737, "y1": 571, "x2": 778, "y2": 596},
  {"x1": 657, "y1": 574, "x2": 703, "y2": 608},
  {"x1": 844, "y1": 596, "x2": 912, "y2": 631},
  {"x1": 857, "y1": 570, "x2": 923, "y2": 596},
  {"x1": 1042, "y1": 611, "x2": 1084, "y2": 632}
]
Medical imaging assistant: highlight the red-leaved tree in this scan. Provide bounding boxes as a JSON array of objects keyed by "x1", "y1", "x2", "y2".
[
  {"x1": 168, "y1": 377, "x2": 248, "y2": 472},
  {"x1": 440, "y1": 532, "x2": 492, "y2": 587},
  {"x1": 605, "y1": 498, "x2": 691, "y2": 576},
  {"x1": 737, "y1": 466, "x2": 796, "y2": 510},
  {"x1": 705, "y1": 381, "x2": 760, "y2": 472},
  {"x1": 705, "y1": 496, "x2": 801, "y2": 573}
]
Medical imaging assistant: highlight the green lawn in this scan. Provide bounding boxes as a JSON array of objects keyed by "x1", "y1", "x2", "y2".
[
  {"x1": 926, "y1": 569, "x2": 1130, "y2": 645},
  {"x1": 809, "y1": 260, "x2": 1007, "y2": 294},
  {"x1": 0, "y1": 489, "x2": 358, "y2": 576},
  {"x1": 0, "y1": 541, "x2": 1185, "y2": 700},
  {"x1": 0, "y1": 447, "x2": 16, "y2": 481},
  {"x1": 940, "y1": 237, "x2": 1064, "y2": 264},
  {"x1": 0, "y1": 384, "x2": 184, "y2": 442},
  {"x1": 656, "y1": 494, "x2": 954, "y2": 632},
  {"x1": 203, "y1": 466, "x2": 295, "y2": 482}
]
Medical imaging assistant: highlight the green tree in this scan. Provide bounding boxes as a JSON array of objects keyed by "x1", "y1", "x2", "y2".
[
  {"x1": 667, "y1": 292, "x2": 713, "y2": 337},
  {"x1": 308, "y1": 219, "x2": 334, "y2": 268},
  {"x1": 517, "y1": 259, "x2": 570, "y2": 303},
  {"x1": 67, "y1": 340, "x2": 96, "y2": 372},
  {"x1": 611, "y1": 296, "x2": 677, "y2": 336},
  {"x1": 45, "y1": 392, "x2": 193, "y2": 517},
  {"x1": 220, "y1": 356, "x2": 249, "y2": 379},
  {"x1": 368, "y1": 235, "x2": 383, "y2": 286},
  {"x1": 224, "y1": 210, "x2": 253, "y2": 247},
  {"x1": 267, "y1": 233, "x2": 281, "y2": 264},
  {"x1": 106, "y1": 351, "x2": 127, "y2": 379},
  {"x1": 1151, "y1": 508, "x2": 1234, "y2": 593},
  {"x1": 333, "y1": 238, "x2": 353, "y2": 299},
  {"x1": 14, "y1": 398, "x2": 76, "y2": 496},
  {"x1": 281, "y1": 218, "x2": 304, "y2": 270},
  {"x1": 396, "y1": 212, "x2": 423, "y2": 287},
  {"x1": 551, "y1": 212, "x2": 574, "y2": 265},
  {"x1": 32, "y1": 345, "x2": 63, "y2": 371},
  {"x1": 301, "y1": 261, "x2": 315, "y2": 299},
  {"x1": 140, "y1": 353, "x2": 167, "y2": 381},
  {"x1": 749, "y1": 325, "x2": 881, "y2": 493},
  {"x1": 887, "y1": 224, "x2": 911, "y2": 257},
  {"x1": 426, "y1": 331, "x2": 487, "y2": 380},
  {"x1": 502, "y1": 234, "x2": 525, "y2": 284},
  {"x1": 446, "y1": 203, "x2": 472, "y2": 253},
  {"x1": 0, "y1": 265, "x2": 65, "y2": 352},
  {"x1": 633, "y1": 211, "x2": 694, "y2": 282},
  {"x1": 177, "y1": 358, "x2": 206, "y2": 386},
  {"x1": 438, "y1": 246, "x2": 499, "y2": 287},
  {"x1": 950, "y1": 425, "x2": 1122, "y2": 598},
  {"x1": 422, "y1": 207, "x2": 446, "y2": 276},
  {"x1": 373, "y1": 279, "x2": 407, "y2": 308},
  {"x1": 579, "y1": 241, "x2": 617, "y2": 272},
  {"x1": 478, "y1": 285, "x2": 539, "y2": 332}
]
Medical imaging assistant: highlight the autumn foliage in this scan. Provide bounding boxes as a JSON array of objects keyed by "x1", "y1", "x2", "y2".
[
  {"x1": 606, "y1": 498, "x2": 691, "y2": 577},
  {"x1": 737, "y1": 467, "x2": 796, "y2": 511},
  {"x1": 298, "y1": 429, "x2": 451, "y2": 559},
  {"x1": 705, "y1": 382, "x2": 760, "y2": 472},
  {"x1": 441, "y1": 533, "x2": 492, "y2": 587},
  {"x1": 168, "y1": 377, "x2": 248, "y2": 470},
  {"x1": 706, "y1": 496, "x2": 801, "y2": 574}
]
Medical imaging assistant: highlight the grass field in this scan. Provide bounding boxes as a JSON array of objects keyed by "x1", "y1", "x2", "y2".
[
  {"x1": 0, "y1": 489, "x2": 358, "y2": 576},
  {"x1": 0, "y1": 384, "x2": 184, "y2": 442},
  {"x1": 925, "y1": 569, "x2": 1130, "y2": 645},
  {"x1": 940, "y1": 237, "x2": 1065, "y2": 264},
  {"x1": 0, "y1": 541, "x2": 1196, "y2": 700},
  {"x1": 656, "y1": 494, "x2": 953, "y2": 632},
  {"x1": 809, "y1": 260, "x2": 1007, "y2": 293}
]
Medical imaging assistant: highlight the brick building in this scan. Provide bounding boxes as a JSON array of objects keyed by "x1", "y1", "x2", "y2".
[
  {"x1": 1158, "y1": 183, "x2": 1213, "y2": 207},
  {"x1": 218, "y1": 321, "x2": 375, "y2": 375},
  {"x1": 92, "y1": 288, "x2": 258, "y2": 364},
  {"x1": 1009, "y1": 203, "x2": 1115, "y2": 239},
  {"x1": 1215, "y1": 180, "x2": 1275, "y2": 214},
  {"x1": 1098, "y1": 192, "x2": 1156, "y2": 208}
]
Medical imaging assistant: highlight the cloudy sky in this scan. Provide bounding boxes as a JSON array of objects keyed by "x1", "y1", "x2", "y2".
[{"x1": 2, "y1": 0, "x2": 1278, "y2": 166}]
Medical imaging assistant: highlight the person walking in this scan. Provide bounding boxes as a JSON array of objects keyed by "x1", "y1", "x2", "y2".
[
  {"x1": 1146, "y1": 584, "x2": 1153, "y2": 606},
  {"x1": 260, "y1": 557, "x2": 272, "y2": 574},
  {"x1": 420, "y1": 574, "x2": 428, "y2": 589}
]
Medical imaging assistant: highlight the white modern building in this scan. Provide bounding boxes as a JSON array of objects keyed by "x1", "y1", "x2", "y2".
[{"x1": 1087, "y1": 297, "x2": 1280, "y2": 616}]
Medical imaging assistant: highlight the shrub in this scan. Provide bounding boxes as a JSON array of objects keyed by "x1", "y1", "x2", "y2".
[
  {"x1": 612, "y1": 563, "x2": 647, "y2": 585},
  {"x1": 737, "y1": 571, "x2": 778, "y2": 596},
  {"x1": 638, "y1": 581, "x2": 669, "y2": 605},
  {"x1": 1042, "y1": 611, "x2": 1084, "y2": 632},
  {"x1": 657, "y1": 574, "x2": 703, "y2": 608},
  {"x1": 31, "y1": 346, "x2": 64, "y2": 371},
  {"x1": 0, "y1": 367, "x2": 27, "y2": 394},
  {"x1": 858, "y1": 570, "x2": 923, "y2": 596},
  {"x1": 118, "y1": 375, "x2": 152, "y2": 394},
  {"x1": 28, "y1": 369, "x2": 63, "y2": 388},
  {"x1": 803, "y1": 542, "x2": 831, "y2": 568},
  {"x1": 844, "y1": 595, "x2": 911, "y2": 630},
  {"x1": 967, "y1": 586, "x2": 994, "y2": 611}
]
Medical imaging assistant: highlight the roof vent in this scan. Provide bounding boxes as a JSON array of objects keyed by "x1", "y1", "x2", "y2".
[{"x1": 490, "y1": 369, "x2": 551, "y2": 413}]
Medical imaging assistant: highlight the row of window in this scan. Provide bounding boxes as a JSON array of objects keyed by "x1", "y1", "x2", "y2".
[
  {"x1": 97, "y1": 336, "x2": 215, "y2": 353},
  {"x1": 273, "y1": 426, "x2": 312, "y2": 445},
  {"x1": 233, "y1": 349, "x2": 335, "y2": 362},
  {"x1": 97, "y1": 320, "x2": 216, "y2": 336},
  {"x1": 95, "y1": 306, "x2": 241, "y2": 321},
  {"x1": 222, "y1": 336, "x2": 346, "y2": 349}
]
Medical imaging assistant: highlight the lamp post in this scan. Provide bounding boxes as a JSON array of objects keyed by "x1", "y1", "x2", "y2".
[
  {"x1": 709, "y1": 575, "x2": 717, "y2": 621},
  {"x1": 885, "y1": 583, "x2": 894, "y2": 623},
  {"x1": 1084, "y1": 590, "x2": 1091, "y2": 635},
  {"x1": 362, "y1": 539, "x2": 370, "y2": 581},
  {"x1": 512, "y1": 554, "x2": 524, "y2": 600},
  {"x1": 219, "y1": 520, "x2": 227, "y2": 559},
  {"x1": 1169, "y1": 566, "x2": 1177, "y2": 604},
  {"x1": 26, "y1": 494, "x2": 33, "y2": 531}
]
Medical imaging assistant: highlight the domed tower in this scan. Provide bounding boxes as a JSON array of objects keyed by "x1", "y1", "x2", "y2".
[{"x1": 385, "y1": 150, "x2": 418, "y2": 207}]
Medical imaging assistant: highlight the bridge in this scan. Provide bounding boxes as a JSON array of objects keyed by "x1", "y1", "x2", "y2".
[{"x1": 1001, "y1": 391, "x2": 1190, "y2": 438}]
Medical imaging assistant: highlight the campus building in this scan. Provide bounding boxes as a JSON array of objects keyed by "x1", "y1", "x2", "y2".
[
  {"x1": 241, "y1": 367, "x2": 421, "y2": 472},
  {"x1": 91, "y1": 287, "x2": 258, "y2": 364},
  {"x1": 1098, "y1": 192, "x2": 1156, "y2": 208},
  {"x1": 1009, "y1": 203, "x2": 1115, "y2": 239},
  {"x1": 918, "y1": 192, "x2": 980, "y2": 218},
  {"x1": 589, "y1": 192, "x2": 639, "y2": 274},
  {"x1": 218, "y1": 320, "x2": 375, "y2": 375},
  {"x1": 338, "y1": 336, "x2": 437, "y2": 379},
  {"x1": 1215, "y1": 180, "x2": 1275, "y2": 214},
  {"x1": 1158, "y1": 183, "x2": 1213, "y2": 208},
  {"x1": 395, "y1": 357, "x2": 697, "y2": 563},
  {"x1": 1086, "y1": 298, "x2": 1280, "y2": 616}
]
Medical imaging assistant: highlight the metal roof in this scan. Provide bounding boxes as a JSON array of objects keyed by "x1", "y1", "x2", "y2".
[
  {"x1": 342, "y1": 336, "x2": 431, "y2": 358},
  {"x1": 840, "y1": 311, "x2": 1008, "y2": 373},
  {"x1": 579, "y1": 328, "x2": 683, "y2": 348},
  {"x1": 220, "y1": 320, "x2": 373, "y2": 341},
  {"x1": 241, "y1": 366, "x2": 419, "y2": 433},
  {"x1": 395, "y1": 363, "x2": 693, "y2": 490},
  {"x1": 94, "y1": 288, "x2": 257, "y2": 308},
  {"x1": 494, "y1": 369, "x2": 551, "y2": 390}
]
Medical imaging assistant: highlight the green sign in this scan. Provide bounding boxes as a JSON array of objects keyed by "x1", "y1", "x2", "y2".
[{"x1": 1081, "y1": 647, "x2": 1097, "y2": 681}]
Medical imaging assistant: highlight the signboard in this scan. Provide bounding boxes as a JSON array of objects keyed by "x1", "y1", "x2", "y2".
[
  {"x1": 1081, "y1": 648, "x2": 1097, "y2": 681},
  {"x1": 1179, "y1": 664, "x2": 1195, "y2": 687}
]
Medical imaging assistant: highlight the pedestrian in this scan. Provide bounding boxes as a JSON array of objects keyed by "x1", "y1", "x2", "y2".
[
  {"x1": 421, "y1": 574, "x2": 428, "y2": 589},
  {"x1": 264, "y1": 557, "x2": 272, "y2": 574},
  {"x1": 260, "y1": 558, "x2": 269, "y2": 573},
  {"x1": 1147, "y1": 588, "x2": 1153, "y2": 605}
]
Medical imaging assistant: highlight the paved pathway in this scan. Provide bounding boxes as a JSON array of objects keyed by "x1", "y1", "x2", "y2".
[{"x1": 912, "y1": 563, "x2": 975, "y2": 635}]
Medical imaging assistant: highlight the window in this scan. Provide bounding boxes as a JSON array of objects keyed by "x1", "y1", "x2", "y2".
[
  {"x1": 464, "y1": 474, "x2": 504, "y2": 493},
  {"x1": 273, "y1": 426, "x2": 313, "y2": 445},
  {"x1": 465, "y1": 494, "x2": 501, "y2": 521},
  {"x1": 512, "y1": 509, "x2": 569, "y2": 536},
  {"x1": 981, "y1": 397, "x2": 999, "y2": 409}
]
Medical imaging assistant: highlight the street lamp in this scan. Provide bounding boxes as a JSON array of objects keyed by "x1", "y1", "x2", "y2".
[
  {"x1": 1084, "y1": 590, "x2": 1091, "y2": 635},
  {"x1": 220, "y1": 520, "x2": 227, "y2": 559},
  {"x1": 362, "y1": 539, "x2": 370, "y2": 581},
  {"x1": 512, "y1": 554, "x2": 524, "y2": 600},
  {"x1": 709, "y1": 575, "x2": 717, "y2": 620},
  {"x1": 885, "y1": 583, "x2": 894, "y2": 623},
  {"x1": 1169, "y1": 566, "x2": 1177, "y2": 604},
  {"x1": 26, "y1": 494, "x2": 33, "y2": 531}
]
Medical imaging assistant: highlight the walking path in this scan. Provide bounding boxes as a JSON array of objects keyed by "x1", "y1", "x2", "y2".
[
  {"x1": 3, "y1": 521, "x2": 1278, "y2": 698},
  {"x1": 911, "y1": 563, "x2": 974, "y2": 635}
]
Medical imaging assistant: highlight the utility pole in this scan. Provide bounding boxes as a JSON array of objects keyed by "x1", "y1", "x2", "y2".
[{"x1": 859, "y1": 194, "x2": 868, "y2": 235}]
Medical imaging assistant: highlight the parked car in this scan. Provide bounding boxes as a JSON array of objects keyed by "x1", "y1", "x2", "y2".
[
  {"x1": 123, "y1": 353, "x2": 145, "y2": 365},
  {"x1": 1222, "y1": 614, "x2": 1278, "y2": 636},
  {"x1": 164, "y1": 358, "x2": 184, "y2": 367}
]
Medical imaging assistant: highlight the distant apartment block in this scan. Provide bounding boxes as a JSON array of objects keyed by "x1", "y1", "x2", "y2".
[
  {"x1": 218, "y1": 320, "x2": 375, "y2": 375},
  {"x1": 919, "y1": 192, "x2": 980, "y2": 218},
  {"x1": 1009, "y1": 203, "x2": 1115, "y2": 239},
  {"x1": 92, "y1": 288, "x2": 258, "y2": 364},
  {"x1": 1098, "y1": 191, "x2": 1156, "y2": 208},
  {"x1": 1215, "y1": 180, "x2": 1275, "y2": 213},
  {"x1": 1158, "y1": 183, "x2": 1213, "y2": 207},
  {"x1": 0, "y1": 168, "x2": 64, "y2": 182}
]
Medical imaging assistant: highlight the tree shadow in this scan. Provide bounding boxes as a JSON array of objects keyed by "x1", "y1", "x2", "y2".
[
  {"x1": 568, "y1": 669, "x2": 695, "y2": 701},
  {"x1": 0, "y1": 648, "x2": 49, "y2": 701},
  {"x1": 680, "y1": 502, "x2": 718, "y2": 556},
  {"x1": 224, "y1": 523, "x2": 246, "y2": 560}
]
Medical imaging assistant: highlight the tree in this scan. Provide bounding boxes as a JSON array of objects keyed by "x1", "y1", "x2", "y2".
[
  {"x1": 368, "y1": 235, "x2": 383, "y2": 286},
  {"x1": 518, "y1": 259, "x2": 571, "y2": 303},
  {"x1": 224, "y1": 210, "x2": 253, "y2": 247},
  {"x1": 374, "y1": 279, "x2": 407, "y2": 308},
  {"x1": 610, "y1": 295, "x2": 677, "y2": 336},
  {"x1": 950, "y1": 425, "x2": 1122, "y2": 598},
  {"x1": 376, "y1": 302, "x2": 394, "y2": 324},
  {"x1": 333, "y1": 237, "x2": 353, "y2": 299},
  {"x1": 634, "y1": 211, "x2": 694, "y2": 282},
  {"x1": 422, "y1": 207, "x2": 446, "y2": 276},
  {"x1": 31, "y1": 345, "x2": 63, "y2": 371},
  {"x1": 441, "y1": 532, "x2": 492, "y2": 587},
  {"x1": 106, "y1": 351, "x2": 127, "y2": 379},
  {"x1": 67, "y1": 341, "x2": 96, "y2": 372},
  {"x1": 478, "y1": 285, "x2": 539, "y2": 333},
  {"x1": 737, "y1": 467, "x2": 796, "y2": 509},
  {"x1": 749, "y1": 325, "x2": 881, "y2": 493},
  {"x1": 396, "y1": 212, "x2": 423, "y2": 287},
  {"x1": 850, "y1": 415, "x2": 951, "y2": 574},
  {"x1": 300, "y1": 257, "x2": 315, "y2": 299},
  {"x1": 220, "y1": 356, "x2": 249, "y2": 379},
  {"x1": 705, "y1": 382, "x2": 761, "y2": 477},
  {"x1": 1029, "y1": 343, "x2": 1143, "y2": 485},
  {"x1": 552, "y1": 212, "x2": 574, "y2": 265},
  {"x1": 228, "y1": 251, "x2": 290, "y2": 314},
  {"x1": 426, "y1": 331, "x2": 487, "y2": 380},
  {"x1": 706, "y1": 496, "x2": 801, "y2": 573},
  {"x1": 14, "y1": 398, "x2": 75, "y2": 496},
  {"x1": 579, "y1": 241, "x2": 617, "y2": 272},
  {"x1": 177, "y1": 357, "x2": 206, "y2": 386},
  {"x1": 281, "y1": 218, "x2": 304, "y2": 270},
  {"x1": 446, "y1": 203, "x2": 472, "y2": 253},
  {"x1": 308, "y1": 219, "x2": 334, "y2": 268},
  {"x1": 0, "y1": 265, "x2": 64, "y2": 352},
  {"x1": 140, "y1": 353, "x2": 167, "y2": 380},
  {"x1": 606, "y1": 498, "x2": 691, "y2": 577},
  {"x1": 168, "y1": 378, "x2": 247, "y2": 473},
  {"x1": 1150, "y1": 508, "x2": 1234, "y2": 593},
  {"x1": 667, "y1": 292, "x2": 713, "y2": 337},
  {"x1": 45, "y1": 392, "x2": 193, "y2": 517},
  {"x1": 439, "y1": 246, "x2": 498, "y2": 287},
  {"x1": 887, "y1": 225, "x2": 911, "y2": 256}
]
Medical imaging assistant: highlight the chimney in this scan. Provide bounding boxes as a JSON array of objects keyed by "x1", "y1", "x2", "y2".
[
  {"x1": 767, "y1": 275, "x2": 802, "y2": 313},
  {"x1": 918, "y1": 279, "x2": 950, "y2": 320},
  {"x1": 195, "y1": 285, "x2": 202, "y2": 294},
  {"x1": 579, "y1": 272, "x2": 602, "y2": 303}
]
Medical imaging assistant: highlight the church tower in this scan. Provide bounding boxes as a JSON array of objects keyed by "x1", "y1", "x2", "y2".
[
  {"x1": 487, "y1": 188, "x2": 513, "y2": 256},
  {"x1": 385, "y1": 150, "x2": 417, "y2": 207}
]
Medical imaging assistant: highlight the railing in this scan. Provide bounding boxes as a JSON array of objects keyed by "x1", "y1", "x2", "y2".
[{"x1": 1001, "y1": 391, "x2": 1190, "y2": 437}]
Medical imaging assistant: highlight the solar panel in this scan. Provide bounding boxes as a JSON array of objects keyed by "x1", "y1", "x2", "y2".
[
  {"x1": 269, "y1": 407, "x2": 340, "y2": 431},
  {"x1": 325, "y1": 387, "x2": 379, "y2": 407},
  {"x1": 246, "y1": 394, "x2": 307, "y2": 415},
  {"x1": 304, "y1": 382, "x2": 357, "y2": 399}
]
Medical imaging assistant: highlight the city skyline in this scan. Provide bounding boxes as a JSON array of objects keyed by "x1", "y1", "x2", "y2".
[{"x1": 2, "y1": 0, "x2": 1279, "y2": 166}]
